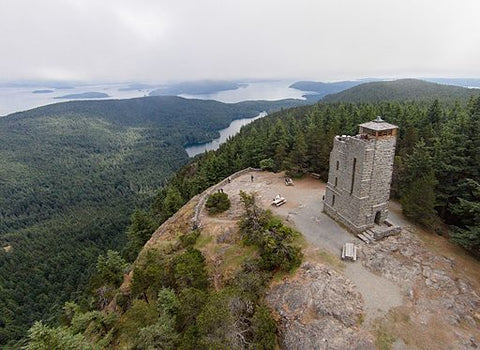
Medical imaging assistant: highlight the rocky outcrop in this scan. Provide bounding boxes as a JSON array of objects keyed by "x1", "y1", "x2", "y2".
[
  {"x1": 360, "y1": 228, "x2": 480, "y2": 349},
  {"x1": 267, "y1": 262, "x2": 374, "y2": 350}
]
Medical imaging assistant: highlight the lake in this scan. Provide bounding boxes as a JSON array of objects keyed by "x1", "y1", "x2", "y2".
[{"x1": 185, "y1": 112, "x2": 268, "y2": 157}]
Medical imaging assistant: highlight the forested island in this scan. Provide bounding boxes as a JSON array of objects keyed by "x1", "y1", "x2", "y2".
[{"x1": 54, "y1": 92, "x2": 110, "y2": 99}]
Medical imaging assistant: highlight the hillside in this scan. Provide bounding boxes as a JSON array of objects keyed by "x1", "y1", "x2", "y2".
[
  {"x1": 24, "y1": 170, "x2": 480, "y2": 349},
  {"x1": 0, "y1": 95, "x2": 304, "y2": 346},
  {"x1": 289, "y1": 80, "x2": 368, "y2": 101},
  {"x1": 322, "y1": 79, "x2": 479, "y2": 103}
]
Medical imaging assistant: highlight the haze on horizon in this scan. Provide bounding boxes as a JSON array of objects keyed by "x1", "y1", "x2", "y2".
[{"x1": 1, "y1": 0, "x2": 479, "y2": 83}]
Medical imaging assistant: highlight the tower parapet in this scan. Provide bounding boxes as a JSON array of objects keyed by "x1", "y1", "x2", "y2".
[{"x1": 323, "y1": 116, "x2": 398, "y2": 233}]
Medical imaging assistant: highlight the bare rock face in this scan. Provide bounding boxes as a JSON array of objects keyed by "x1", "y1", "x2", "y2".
[
  {"x1": 361, "y1": 229, "x2": 480, "y2": 349},
  {"x1": 267, "y1": 262, "x2": 374, "y2": 350}
]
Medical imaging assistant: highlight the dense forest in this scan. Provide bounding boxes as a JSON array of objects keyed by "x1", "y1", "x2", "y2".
[
  {"x1": 0, "y1": 96, "x2": 304, "y2": 346},
  {"x1": 20, "y1": 93, "x2": 480, "y2": 349},
  {"x1": 322, "y1": 79, "x2": 479, "y2": 103}
]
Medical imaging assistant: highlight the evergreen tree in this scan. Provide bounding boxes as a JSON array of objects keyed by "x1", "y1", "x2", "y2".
[
  {"x1": 400, "y1": 140, "x2": 438, "y2": 228},
  {"x1": 123, "y1": 210, "x2": 157, "y2": 262}
]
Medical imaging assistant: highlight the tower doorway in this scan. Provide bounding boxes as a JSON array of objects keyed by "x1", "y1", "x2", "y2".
[{"x1": 374, "y1": 211, "x2": 382, "y2": 224}]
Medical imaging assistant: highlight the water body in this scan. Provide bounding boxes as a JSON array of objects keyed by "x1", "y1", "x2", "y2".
[
  {"x1": 0, "y1": 81, "x2": 305, "y2": 116},
  {"x1": 0, "y1": 83, "x2": 148, "y2": 116},
  {"x1": 179, "y1": 80, "x2": 306, "y2": 103},
  {"x1": 185, "y1": 112, "x2": 267, "y2": 157}
]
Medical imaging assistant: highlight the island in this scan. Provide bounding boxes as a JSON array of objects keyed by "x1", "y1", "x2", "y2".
[
  {"x1": 32, "y1": 89, "x2": 54, "y2": 94},
  {"x1": 54, "y1": 92, "x2": 110, "y2": 99}
]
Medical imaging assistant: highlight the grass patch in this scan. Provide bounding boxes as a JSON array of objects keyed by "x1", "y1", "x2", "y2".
[
  {"x1": 374, "y1": 324, "x2": 396, "y2": 350},
  {"x1": 221, "y1": 244, "x2": 258, "y2": 278},
  {"x1": 194, "y1": 234, "x2": 214, "y2": 249}
]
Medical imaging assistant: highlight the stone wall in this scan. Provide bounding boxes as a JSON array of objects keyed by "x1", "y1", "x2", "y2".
[{"x1": 324, "y1": 130, "x2": 397, "y2": 233}]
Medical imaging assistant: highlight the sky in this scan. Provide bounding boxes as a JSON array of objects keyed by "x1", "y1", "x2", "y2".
[{"x1": 1, "y1": 0, "x2": 479, "y2": 83}]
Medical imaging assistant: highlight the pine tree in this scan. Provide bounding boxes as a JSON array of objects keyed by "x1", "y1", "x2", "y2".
[{"x1": 400, "y1": 140, "x2": 438, "y2": 228}]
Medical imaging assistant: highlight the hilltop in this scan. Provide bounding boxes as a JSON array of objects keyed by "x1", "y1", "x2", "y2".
[{"x1": 322, "y1": 78, "x2": 478, "y2": 103}]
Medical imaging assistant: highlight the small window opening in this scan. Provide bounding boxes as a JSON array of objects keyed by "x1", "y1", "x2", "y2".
[
  {"x1": 334, "y1": 177, "x2": 338, "y2": 187},
  {"x1": 350, "y1": 158, "x2": 357, "y2": 195},
  {"x1": 332, "y1": 194, "x2": 335, "y2": 206}
]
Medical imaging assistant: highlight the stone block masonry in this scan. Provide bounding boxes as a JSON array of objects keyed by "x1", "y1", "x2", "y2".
[{"x1": 323, "y1": 117, "x2": 398, "y2": 233}]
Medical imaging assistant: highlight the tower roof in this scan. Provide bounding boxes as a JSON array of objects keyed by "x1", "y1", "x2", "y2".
[{"x1": 359, "y1": 116, "x2": 398, "y2": 131}]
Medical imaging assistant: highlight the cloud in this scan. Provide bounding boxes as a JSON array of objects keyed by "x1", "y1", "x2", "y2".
[{"x1": 1, "y1": 0, "x2": 479, "y2": 82}]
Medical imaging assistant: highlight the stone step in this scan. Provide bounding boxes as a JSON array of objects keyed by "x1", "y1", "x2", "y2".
[
  {"x1": 357, "y1": 233, "x2": 371, "y2": 244},
  {"x1": 363, "y1": 231, "x2": 375, "y2": 241}
]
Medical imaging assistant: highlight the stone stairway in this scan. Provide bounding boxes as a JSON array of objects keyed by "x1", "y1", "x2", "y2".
[{"x1": 357, "y1": 222, "x2": 402, "y2": 244}]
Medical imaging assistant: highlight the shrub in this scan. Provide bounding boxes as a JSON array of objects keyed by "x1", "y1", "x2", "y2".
[
  {"x1": 205, "y1": 192, "x2": 230, "y2": 214},
  {"x1": 259, "y1": 158, "x2": 274, "y2": 171},
  {"x1": 251, "y1": 305, "x2": 277, "y2": 349},
  {"x1": 179, "y1": 229, "x2": 201, "y2": 248}
]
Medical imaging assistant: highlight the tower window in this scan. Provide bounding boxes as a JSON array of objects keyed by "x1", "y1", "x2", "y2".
[
  {"x1": 350, "y1": 158, "x2": 356, "y2": 195},
  {"x1": 332, "y1": 194, "x2": 335, "y2": 206},
  {"x1": 334, "y1": 177, "x2": 338, "y2": 187},
  {"x1": 336, "y1": 161, "x2": 339, "y2": 170}
]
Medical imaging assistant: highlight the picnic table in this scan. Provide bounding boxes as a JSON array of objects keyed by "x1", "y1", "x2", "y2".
[
  {"x1": 341, "y1": 243, "x2": 357, "y2": 261},
  {"x1": 272, "y1": 194, "x2": 287, "y2": 207}
]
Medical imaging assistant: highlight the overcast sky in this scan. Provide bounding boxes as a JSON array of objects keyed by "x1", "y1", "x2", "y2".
[{"x1": 1, "y1": 0, "x2": 479, "y2": 83}]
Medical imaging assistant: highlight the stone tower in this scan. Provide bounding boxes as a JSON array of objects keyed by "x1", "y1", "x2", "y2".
[{"x1": 323, "y1": 116, "x2": 398, "y2": 233}]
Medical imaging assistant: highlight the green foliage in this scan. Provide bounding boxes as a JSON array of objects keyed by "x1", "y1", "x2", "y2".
[
  {"x1": 95, "y1": 250, "x2": 128, "y2": 287},
  {"x1": 250, "y1": 305, "x2": 277, "y2": 349},
  {"x1": 196, "y1": 289, "x2": 248, "y2": 349},
  {"x1": 323, "y1": 78, "x2": 478, "y2": 103},
  {"x1": 173, "y1": 248, "x2": 209, "y2": 291},
  {"x1": 228, "y1": 262, "x2": 272, "y2": 300},
  {"x1": 450, "y1": 179, "x2": 480, "y2": 254},
  {"x1": 162, "y1": 187, "x2": 185, "y2": 221},
  {"x1": 239, "y1": 192, "x2": 303, "y2": 272},
  {"x1": 0, "y1": 96, "x2": 299, "y2": 345},
  {"x1": 259, "y1": 158, "x2": 274, "y2": 171},
  {"x1": 177, "y1": 288, "x2": 208, "y2": 331},
  {"x1": 136, "y1": 315, "x2": 179, "y2": 350},
  {"x1": 205, "y1": 192, "x2": 231, "y2": 214},
  {"x1": 123, "y1": 210, "x2": 157, "y2": 262},
  {"x1": 116, "y1": 299, "x2": 159, "y2": 347},
  {"x1": 157, "y1": 288, "x2": 179, "y2": 318},
  {"x1": 25, "y1": 321, "x2": 93, "y2": 350},
  {"x1": 400, "y1": 140, "x2": 439, "y2": 228},
  {"x1": 179, "y1": 229, "x2": 201, "y2": 248},
  {"x1": 131, "y1": 249, "x2": 175, "y2": 302}
]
